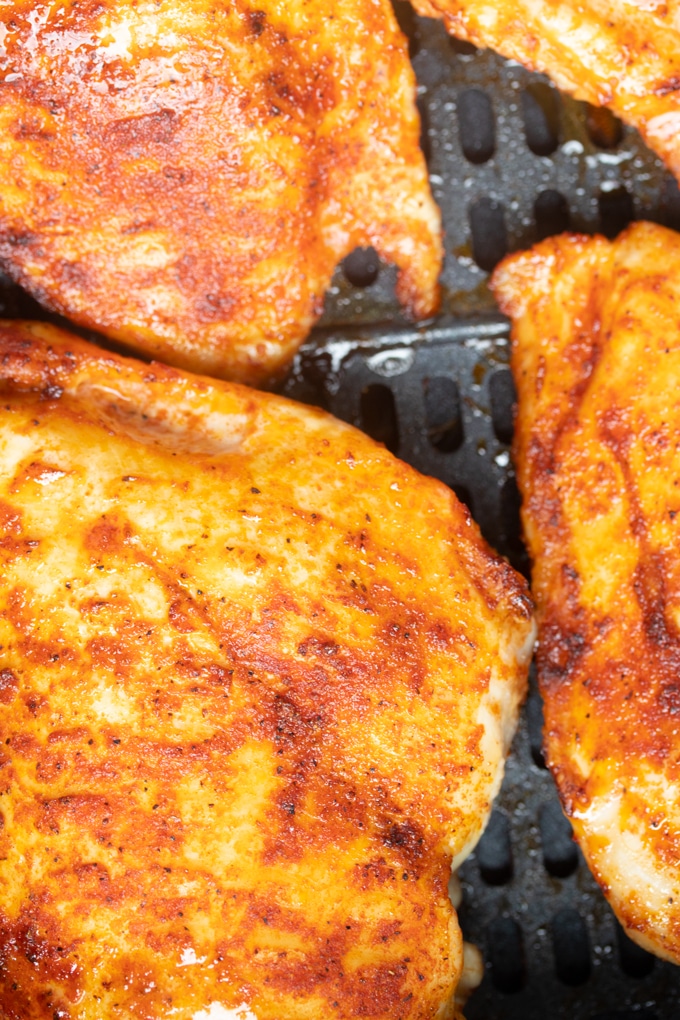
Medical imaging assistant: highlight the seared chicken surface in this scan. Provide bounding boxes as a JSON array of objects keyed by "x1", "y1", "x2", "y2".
[
  {"x1": 411, "y1": 0, "x2": 680, "y2": 180},
  {"x1": 0, "y1": 1, "x2": 441, "y2": 385},
  {"x1": 493, "y1": 221, "x2": 680, "y2": 963},
  {"x1": 0, "y1": 322, "x2": 533, "y2": 1019}
]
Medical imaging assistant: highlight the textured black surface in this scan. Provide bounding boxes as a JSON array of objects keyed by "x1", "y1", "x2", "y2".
[{"x1": 2, "y1": 4, "x2": 680, "y2": 1015}]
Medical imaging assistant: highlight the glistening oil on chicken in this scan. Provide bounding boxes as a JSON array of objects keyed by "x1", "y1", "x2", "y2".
[{"x1": 0, "y1": 322, "x2": 534, "y2": 1019}]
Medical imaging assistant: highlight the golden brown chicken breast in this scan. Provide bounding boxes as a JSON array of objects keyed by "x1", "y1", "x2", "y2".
[
  {"x1": 493, "y1": 220, "x2": 680, "y2": 963},
  {"x1": 411, "y1": 0, "x2": 680, "y2": 180},
  {"x1": 0, "y1": 321, "x2": 533, "y2": 1019},
  {"x1": 0, "y1": 1, "x2": 441, "y2": 385}
]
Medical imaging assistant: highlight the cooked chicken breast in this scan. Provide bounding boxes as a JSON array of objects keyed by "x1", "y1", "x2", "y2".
[
  {"x1": 0, "y1": 1, "x2": 441, "y2": 386},
  {"x1": 411, "y1": 0, "x2": 680, "y2": 180},
  {"x1": 0, "y1": 322, "x2": 533, "y2": 1019},
  {"x1": 493, "y1": 220, "x2": 680, "y2": 963}
]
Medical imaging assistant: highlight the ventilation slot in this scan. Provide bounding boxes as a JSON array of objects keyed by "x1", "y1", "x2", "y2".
[
  {"x1": 616, "y1": 925, "x2": 656, "y2": 979},
  {"x1": 451, "y1": 484, "x2": 472, "y2": 514},
  {"x1": 499, "y1": 475, "x2": 527, "y2": 574},
  {"x1": 470, "y1": 198, "x2": 507, "y2": 272},
  {"x1": 359, "y1": 384, "x2": 399, "y2": 454},
  {"x1": 489, "y1": 369, "x2": 515, "y2": 444},
  {"x1": 487, "y1": 917, "x2": 526, "y2": 993},
  {"x1": 476, "y1": 809, "x2": 512, "y2": 885},
  {"x1": 552, "y1": 909, "x2": 591, "y2": 985},
  {"x1": 540, "y1": 801, "x2": 578, "y2": 878},
  {"x1": 392, "y1": 0, "x2": 420, "y2": 57},
  {"x1": 458, "y1": 88, "x2": 496, "y2": 164},
  {"x1": 423, "y1": 376, "x2": 463, "y2": 452},
  {"x1": 521, "y1": 83, "x2": 560, "y2": 156},
  {"x1": 418, "y1": 96, "x2": 432, "y2": 165},
  {"x1": 449, "y1": 37, "x2": 477, "y2": 57},
  {"x1": 660, "y1": 175, "x2": 680, "y2": 232},
  {"x1": 598, "y1": 186, "x2": 634, "y2": 239},
  {"x1": 585, "y1": 104, "x2": 624, "y2": 149},
  {"x1": 534, "y1": 189, "x2": 571, "y2": 240},
  {"x1": 342, "y1": 247, "x2": 380, "y2": 288},
  {"x1": 526, "y1": 683, "x2": 547, "y2": 769}
]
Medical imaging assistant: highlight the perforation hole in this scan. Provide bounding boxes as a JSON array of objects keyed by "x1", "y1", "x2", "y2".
[
  {"x1": 499, "y1": 476, "x2": 528, "y2": 573},
  {"x1": 616, "y1": 925, "x2": 656, "y2": 979},
  {"x1": 540, "y1": 800, "x2": 578, "y2": 878},
  {"x1": 476, "y1": 809, "x2": 513, "y2": 885},
  {"x1": 469, "y1": 198, "x2": 507, "y2": 272},
  {"x1": 521, "y1": 83, "x2": 560, "y2": 156},
  {"x1": 598, "y1": 186, "x2": 634, "y2": 239},
  {"x1": 660, "y1": 174, "x2": 680, "y2": 231},
  {"x1": 391, "y1": 0, "x2": 420, "y2": 57},
  {"x1": 423, "y1": 376, "x2": 463, "y2": 452},
  {"x1": 457, "y1": 88, "x2": 496, "y2": 164},
  {"x1": 359, "y1": 384, "x2": 399, "y2": 454},
  {"x1": 418, "y1": 96, "x2": 432, "y2": 165},
  {"x1": 552, "y1": 908, "x2": 591, "y2": 985},
  {"x1": 585, "y1": 104, "x2": 624, "y2": 149},
  {"x1": 526, "y1": 685, "x2": 547, "y2": 769},
  {"x1": 534, "y1": 189, "x2": 571, "y2": 240},
  {"x1": 451, "y1": 484, "x2": 473, "y2": 514},
  {"x1": 449, "y1": 37, "x2": 477, "y2": 57},
  {"x1": 489, "y1": 369, "x2": 515, "y2": 444},
  {"x1": 342, "y1": 247, "x2": 380, "y2": 289},
  {"x1": 487, "y1": 916, "x2": 526, "y2": 993}
]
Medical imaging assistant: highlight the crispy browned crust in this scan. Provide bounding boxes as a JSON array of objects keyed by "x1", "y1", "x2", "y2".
[
  {"x1": 0, "y1": 321, "x2": 533, "y2": 1019},
  {"x1": 493, "y1": 221, "x2": 680, "y2": 963},
  {"x1": 0, "y1": 2, "x2": 441, "y2": 385},
  {"x1": 411, "y1": 0, "x2": 680, "y2": 180}
]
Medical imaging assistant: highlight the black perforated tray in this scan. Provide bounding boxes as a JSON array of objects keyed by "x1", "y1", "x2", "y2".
[{"x1": 2, "y1": 5, "x2": 680, "y2": 1017}]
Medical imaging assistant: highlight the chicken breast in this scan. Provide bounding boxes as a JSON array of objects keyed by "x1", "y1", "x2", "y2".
[
  {"x1": 493, "y1": 220, "x2": 680, "y2": 963},
  {"x1": 0, "y1": 321, "x2": 533, "y2": 1019},
  {"x1": 0, "y1": 1, "x2": 441, "y2": 386},
  {"x1": 411, "y1": 0, "x2": 680, "y2": 180}
]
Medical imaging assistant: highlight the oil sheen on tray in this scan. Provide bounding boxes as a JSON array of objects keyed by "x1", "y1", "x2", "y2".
[
  {"x1": 0, "y1": 321, "x2": 534, "y2": 1019},
  {"x1": 0, "y1": 1, "x2": 441, "y2": 385},
  {"x1": 494, "y1": 220, "x2": 680, "y2": 964}
]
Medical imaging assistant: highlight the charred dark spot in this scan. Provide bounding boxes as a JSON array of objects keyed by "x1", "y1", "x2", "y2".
[
  {"x1": 538, "y1": 619, "x2": 586, "y2": 685},
  {"x1": 248, "y1": 9, "x2": 266, "y2": 35},
  {"x1": 382, "y1": 820, "x2": 427, "y2": 868}
]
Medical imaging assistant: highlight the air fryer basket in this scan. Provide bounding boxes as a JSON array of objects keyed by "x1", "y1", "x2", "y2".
[{"x1": 2, "y1": 5, "x2": 680, "y2": 1016}]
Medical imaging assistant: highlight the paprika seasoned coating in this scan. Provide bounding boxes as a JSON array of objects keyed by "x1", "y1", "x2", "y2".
[
  {"x1": 0, "y1": 322, "x2": 533, "y2": 1019},
  {"x1": 411, "y1": 0, "x2": 680, "y2": 181},
  {"x1": 493, "y1": 221, "x2": 680, "y2": 963},
  {"x1": 0, "y1": 1, "x2": 441, "y2": 385}
]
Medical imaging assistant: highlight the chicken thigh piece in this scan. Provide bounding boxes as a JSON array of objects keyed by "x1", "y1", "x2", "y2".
[
  {"x1": 493, "y1": 221, "x2": 680, "y2": 963},
  {"x1": 411, "y1": 0, "x2": 680, "y2": 180},
  {"x1": 0, "y1": 321, "x2": 533, "y2": 1019},
  {"x1": 0, "y1": 1, "x2": 441, "y2": 385}
]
